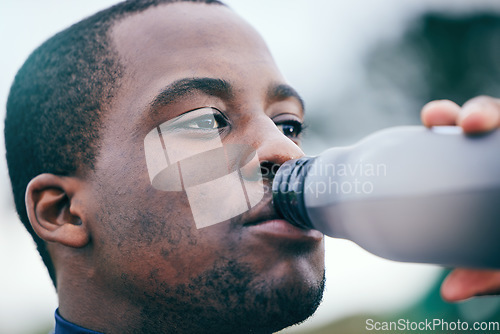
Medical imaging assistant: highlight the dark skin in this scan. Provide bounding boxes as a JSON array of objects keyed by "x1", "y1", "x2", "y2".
[
  {"x1": 26, "y1": 3, "x2": 324, "y2": 333},
  {"x1": 23, "y1": 2, "x2": 500, "y2": 333}
]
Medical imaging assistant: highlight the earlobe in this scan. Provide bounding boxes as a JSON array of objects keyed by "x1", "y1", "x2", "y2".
[{"x1": 26, "y1": 173, "x2": 90, "y2": 248}]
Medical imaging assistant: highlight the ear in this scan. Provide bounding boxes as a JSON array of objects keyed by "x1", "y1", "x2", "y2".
[{"x1": 25, "y1": 173, "x2": 90, "y2": 248}]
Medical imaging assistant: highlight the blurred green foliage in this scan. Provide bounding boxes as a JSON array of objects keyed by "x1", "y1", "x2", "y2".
[
  {"x1": 367, "y1": 12, "x2": 500, "y2": 107},
  {"x1": 295, "y1": 271, "x2": 500, "y2": 333}
]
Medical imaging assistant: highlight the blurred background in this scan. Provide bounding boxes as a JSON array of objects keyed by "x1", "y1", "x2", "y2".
[{"x1": 1, "y1": 1, "x2": 500, "y2": 333}]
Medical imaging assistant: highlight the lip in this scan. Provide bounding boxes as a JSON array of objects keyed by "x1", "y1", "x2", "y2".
[
  {"x1": 240, "y1": 195, "x2": 323, "y2": 242},
  {"x1": 245, "y1": 219, "x2": 323, "y2": 242}
]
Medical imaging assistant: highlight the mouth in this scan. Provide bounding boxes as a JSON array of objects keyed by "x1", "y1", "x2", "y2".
[{"x1": 241, "y1": 196, "x2": 323, "y2": 242}]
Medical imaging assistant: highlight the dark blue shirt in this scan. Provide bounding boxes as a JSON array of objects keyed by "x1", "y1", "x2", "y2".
[{"x1": 54, "y1": 309, "x2": 103, "y2": 334}]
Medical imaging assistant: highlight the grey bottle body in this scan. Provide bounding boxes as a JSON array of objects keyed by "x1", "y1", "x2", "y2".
[{"x1": 274, "y1": 126, "x2": 500, "y2": 268}]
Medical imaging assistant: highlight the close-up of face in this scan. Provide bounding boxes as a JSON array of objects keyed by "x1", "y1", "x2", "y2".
[
  {"x1": 70, "y1": 2, "x2": 324, "y2": 332},
  {"x1": 6, "y1": 1, "x2": 500, "y2": 333}
]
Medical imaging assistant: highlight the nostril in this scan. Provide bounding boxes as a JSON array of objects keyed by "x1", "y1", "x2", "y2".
[{"x1": 260, "y1": 161, "x2": 280, "y2": 179}]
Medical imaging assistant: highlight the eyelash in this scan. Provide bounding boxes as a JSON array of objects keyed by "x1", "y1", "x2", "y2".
[
  {"x1": 275, "y1": 119, "x2": 307, "y2": 139},
  {"x1": 184, "y1": 113, "x2": 229, "y2": 131},
  {"x1": 162, "y1": 107, "x2": 306, "y2": 141},
  {"x1": 183, "y1": 116, "x2": 307, "y2": 140}
]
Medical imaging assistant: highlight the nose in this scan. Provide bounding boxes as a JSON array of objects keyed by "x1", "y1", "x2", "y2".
[{"x1": 242, "y1": 117, "x2": 305, "y2": 180}]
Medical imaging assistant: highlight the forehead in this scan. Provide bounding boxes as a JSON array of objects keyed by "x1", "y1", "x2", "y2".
[
  {"x1": 112, "y1": 2, "x2": 269, "y2": 61},
  {"x1": 110, "y1": 3, "x2": 281, "y2": 115}
]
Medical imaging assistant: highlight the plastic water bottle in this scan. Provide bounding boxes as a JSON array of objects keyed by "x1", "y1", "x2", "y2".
[{"x1": 272, "y1": 126, "x2": 500, "y2": 268}]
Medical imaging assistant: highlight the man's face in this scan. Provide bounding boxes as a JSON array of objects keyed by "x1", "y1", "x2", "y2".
[{"x1": 82, "y1": 3, "x2": 324, "y2": 332}]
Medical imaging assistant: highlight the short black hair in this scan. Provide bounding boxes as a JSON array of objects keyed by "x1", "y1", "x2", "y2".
[{"x1": 5, "y1": 0, "x2": 224, "y2": 287}]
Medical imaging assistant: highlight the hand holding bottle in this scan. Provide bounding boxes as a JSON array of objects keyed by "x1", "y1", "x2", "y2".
[{"x1": 421, "y1": 96, "x2": 500, "y2": 302}]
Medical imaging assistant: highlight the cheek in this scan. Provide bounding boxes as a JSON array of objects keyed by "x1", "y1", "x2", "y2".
[
  {"x1": 96, "y1": 187, "x2": 195, "y2": 248},
  {"x1": 90, "y1": 182, "x2": 239, "y2": 286}
]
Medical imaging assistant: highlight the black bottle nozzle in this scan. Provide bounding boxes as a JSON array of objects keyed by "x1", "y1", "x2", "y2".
[{"x1": 272, "y1": 157, "x2": 315, "y2": 230}]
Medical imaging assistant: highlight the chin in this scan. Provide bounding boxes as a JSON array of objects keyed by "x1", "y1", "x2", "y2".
[
  {"x1": 137, "y1": 253, "x2": 325, "y2": 334},
  {"x1": 232, "y1": 268, "x2": 327, "y2": 334}
]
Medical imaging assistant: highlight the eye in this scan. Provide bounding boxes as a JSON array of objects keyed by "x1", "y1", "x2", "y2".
[
  {"x1": 276, "y1": 120, "x2": 304, "y2": 139},
  {"x1": 164, "y1": 107, "x2": 229, "y2": 134},
  {"x1": 186, "y1": 114, "x2": 225, "y2": 130}
]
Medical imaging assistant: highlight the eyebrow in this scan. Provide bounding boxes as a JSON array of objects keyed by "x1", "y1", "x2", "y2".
[
  {"x1": 144, "y1": 77, "x2": 304, "y2": 126},
  {"x1": 150, "y1": 77, "x2": 233, "y2": 110},
  {"x1": 267, "y1": 83, "x2": 305, "y2": 113}
]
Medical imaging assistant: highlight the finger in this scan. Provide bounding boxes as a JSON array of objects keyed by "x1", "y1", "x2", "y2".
[
  {"x1": 458, "y1": 96, "x2": 500, "y2": 134},
  {"x1": 421, "y1": 100, "x2": 461, "y2": 127},
  {"x1": 441, "y1": 269, "x2": 500, "y2": 302}
]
